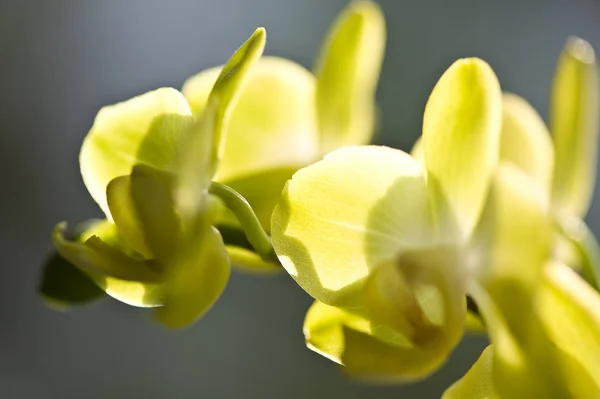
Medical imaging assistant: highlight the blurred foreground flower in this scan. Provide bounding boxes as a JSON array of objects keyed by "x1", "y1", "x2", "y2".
[
  {"x1": 413, "y1": 36, "x2": 600, "y2": 290},
  {"x1": 443, "y1": 37, "x2": 600, "y2": 399},
  {"x1": 42, "y1": 29, "x2": 266, "y2": 328},
  {"x1": 182, "y1": 0, "x2": 385, "y2": 270},
  {"x1": 271, "y1": 38, "x2": 600, "y2": 397}
]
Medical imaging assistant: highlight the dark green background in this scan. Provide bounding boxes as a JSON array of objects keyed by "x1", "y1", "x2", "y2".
[{"x1": 1, "y1": 1, "x2": 599, "y2": 398}]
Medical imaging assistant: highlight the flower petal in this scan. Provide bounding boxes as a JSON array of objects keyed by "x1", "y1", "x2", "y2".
[
  {"x1": 175, "y1": 28, "x2": 266, "y2": 218},
  {"x1": 500, "y1": 93, "x2": 554, "y2": 194},
  {"x1": 154, "y1": 225, "x2": 230, "y2": 328},
  {"x1": 304, "y1": 300, "x2": 384, "y2": 365},
  {"x1": 539, "y1": 262, "x2": 600, "y2": 388},
  {"x1": 80, "y1": 88, "x2": 194, "y2": 218},
  {"x1": 272, "y1": 145, "x2": 433, "y2": 307},
  {"x1": 471, "y1": 163, "x2": 552, "y2": 297},
  {"x1": 442, "y1": 345, "x2": 497, "y2": 399},
  {"x1": 106, "y1": 175, "x2": 153, "y2": 258},
  {"x1": 52, "y1": 221, "x2": 165, "y2": 307},
  {"x1": 129, "y1": 165, "x2": 181, "y2": 263},
  {"x1": 469, "y1": 278, "x2": 599, "y2": 399},
  {"x1": 363, "y1": 247, "x2": 466, "y2": 350},
  {"x1": 314, "y1": 0, "x2": 385, "y2": 154},
  {"x1": 423, "y1": 58, "x2": 502, "y2": 239},
  {"x1": 551, "y1": 37, "x2": 599, "y2": 218},
  {"x1": 304, "y1": 301, "x2": 455, "y2": 382},
  {"x1": 183, "y1": 57, "x2": 318, "y2": 182}
]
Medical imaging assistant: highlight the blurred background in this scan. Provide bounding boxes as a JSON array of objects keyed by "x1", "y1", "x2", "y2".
[{"x1": 1, "y1": 0, "x2": 599, "y2": 398}]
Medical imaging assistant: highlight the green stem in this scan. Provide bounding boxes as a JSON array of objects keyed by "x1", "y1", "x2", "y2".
[
  {"x1": 556, "y1": 216, "x2": 600, "y2": 291},
  {"x1": 209, "y1": 182, "x2": 277, "y2": 262}
]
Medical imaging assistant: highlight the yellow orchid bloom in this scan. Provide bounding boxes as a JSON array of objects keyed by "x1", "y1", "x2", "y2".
[
  {"x1": 441, "y1": 37, "x2": 600, "y2": 399},
  {"x1": 271, "y1": 57, "x2": 506, "y2": 380},
  {"x1": 271, "y1": 34, "x2": 600, "y2": 395},
  {"x1": 44, "y1": 29, "x2": 266, "y2": 328},
  {"x1": 414, "y1": 37, "x2": 600, "y2": 289}
]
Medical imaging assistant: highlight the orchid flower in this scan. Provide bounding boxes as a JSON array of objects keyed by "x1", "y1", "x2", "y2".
[
  {"x1": 270, "y1": 37, "x2": 600, "y2": 396},
  {"x1": 412, "y1": 37, "x2": 600, "y2": 290},
  {"x1": 443, "y1": 37, "x2": 600, "y2": 398},
  {"x1": 181, "y1": 0, "x2": 385, "y2": 270},
  {"x1": 42, "y1": 29, "x2": 266, "y2": 328}
]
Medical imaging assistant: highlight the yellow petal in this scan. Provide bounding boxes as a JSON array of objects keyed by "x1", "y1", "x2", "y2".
[
  {"x1": 314, "y1": 0, "x2": 385, "y2": 154},
  {"x1": 551, "y1": 37, "x2": 599, "y2": 218},
  {"x1": 106, "y1": 175, "x2": 153, "y2": 258},
  {"x1": 154, "y1": 225, "x2": 230, "y2": 328},
  {"x1": 539, "y1": 262, "x2": 600, "y2": 388},
  {"x1": 469, "y1": 163, "x2": 553, "y2": 347},
  {"x1": 423, "y1": 58, "x2": 502, "y2": 239},
  {"x1": 470, "y1": 278, "x2": 600, "y2": 399},
  {"x1": 175, "y1": 28, "x2": 266, "y2": 217},
  {"x1": 471, "y1": 163, "x2": 551, "y2": 296},
  {"x1": 442, "y1": 346, "x2": 498, "y2": 399},
  {"x1": 500, "y1": 93, "x2": 554, "y2": 194},
  {"x1": 363, "y1": 247, "x2": 466, "y2": 350},
  {"x1": 52, "y1": 221, "x2": 165, "y2": 307},
  {"x1": 129, "y1": 165, "x2": 181, "y2": 263},
  {"x1": 304, "y1": 300, "x2": 382, "y2": 365},
  {"x1": 80, "y1": 88, "x2": 193, "y2": 218},
  {"x1": 304, "y1": 301, "x2": 454, "y2": 382},
  {"x1": 271, "y1": 145, "x2": 433, "y2": 307},
  {"x1": 182, "y1": 56, "x2": 318, "y2": 183}
]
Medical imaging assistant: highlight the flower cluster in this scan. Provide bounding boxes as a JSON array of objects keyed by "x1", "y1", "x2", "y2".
[{"x1": 40, "y1": 1, "x2": 600, "y2": 397}]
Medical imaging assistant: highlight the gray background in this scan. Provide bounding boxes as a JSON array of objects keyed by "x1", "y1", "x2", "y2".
[{"x1": 1, "y1": 0, "x2": 599, "y2": 398}]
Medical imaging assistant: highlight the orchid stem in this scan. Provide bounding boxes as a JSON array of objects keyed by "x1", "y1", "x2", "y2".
[{"x1": 209, "y1": 182, "x2": 277, "y2": 262}]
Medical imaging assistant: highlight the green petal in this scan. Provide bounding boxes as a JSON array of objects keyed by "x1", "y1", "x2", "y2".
[
  {"x1": 470, "y1": 163, "x2": 552, "y2": 340},
  {"x1": 551, "y1": 37, "x2": 599, "y2": 218},
  {"x1": 52, "y1": 221, "x2": 165, "y2": 307},
  {"x1": 106, "y1": 175, "x2": 153, "y2": 258},
  {"x1": 472, "y1": 163, "x2": 551, "y2": 293},
  {"x1": 500, "y1": 93, "x2": 554, "y2": 194},
  {"x1": 314, "y1": 0, "x2": 385, "y2": 154},
  {"x1": 183, "y1": 57, "x2": 318, "y2": 183},
  {"x1": 469, "y1": 278, "x2": 599, "y2": 399},
  {"x1": 175, "y1": 28, "x2": 266, "y2": 217},
  {"x1": 442, "y1": 346, "x2": 498, "y2": 399},
  {"x1": 539, "y1": 262, "x2": 600, "y2": 389},
  {"x1": 271, "y1": 145, "x2": 433, "y2": 307},
  {"x1": 80, "y1": 88, "x2": 194, "y2": 218},
  {"x1": 304, "y1": 301, "x2": 377, "y2": 365},
  {"x1": 154, "y1": 225, "x2": 230, "y2": 328},
  {"x1": 304, "y1": 301, "x2": 453, "y2": 382},
  {"x1": 422, "y1": 58, "x2": 502, "y2": 239},
  {"x1": 39, "y1": 251, "x2": 105, "y2": 309},
  {"x1": 340, "y1": 327, "x2": 444, "y2": 382},
  {"x1": 130, "y1": 165, "x2": 181, "y2": 263}
]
